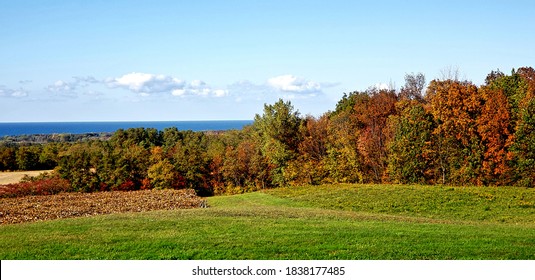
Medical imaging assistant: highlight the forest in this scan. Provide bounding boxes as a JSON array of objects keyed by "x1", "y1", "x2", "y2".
[{"x1": 1, "y1": 67, "x2": 534, "y2": 196}]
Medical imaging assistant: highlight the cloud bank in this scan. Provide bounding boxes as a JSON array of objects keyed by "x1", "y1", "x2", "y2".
[{"x1": 11, "y1": 73, "x2": 331, "y2": 102}]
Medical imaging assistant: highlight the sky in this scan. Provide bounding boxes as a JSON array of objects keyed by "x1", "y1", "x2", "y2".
[{"x1": 1, "y1": 0, "x2": 534, "y2": 122}]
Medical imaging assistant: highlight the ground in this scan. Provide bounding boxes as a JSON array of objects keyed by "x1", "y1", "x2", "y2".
[
  {"x1": 0, "y1": 170, "x2": 52, "y2": 185},
  {"x1": 0, "y1": 189, "x2": 205, "y2": 224}
]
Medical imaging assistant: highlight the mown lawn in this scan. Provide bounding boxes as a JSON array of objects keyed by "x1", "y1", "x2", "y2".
[
  {"x1": 1, "y1": 184, "x2": 534, "y2": 259},
  {"x1": 265, "y1": 184, "x2": 535, "y2": 224}
]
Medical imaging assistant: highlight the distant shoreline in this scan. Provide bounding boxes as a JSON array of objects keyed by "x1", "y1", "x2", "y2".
[{"x1": 0, "y1": 120, "x2": 253, "y2": 137}]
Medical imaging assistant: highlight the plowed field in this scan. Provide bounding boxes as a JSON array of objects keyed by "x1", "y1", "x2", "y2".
[{"x1": 0, "y1": 189, "x2": 206, "y2": 224}]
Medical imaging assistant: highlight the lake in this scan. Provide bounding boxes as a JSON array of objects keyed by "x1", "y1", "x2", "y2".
[{"x1": 0, "y1": 120, "x2": 253, "y2": 136}]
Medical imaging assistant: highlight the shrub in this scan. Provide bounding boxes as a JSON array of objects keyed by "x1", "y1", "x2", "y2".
[{"x1": 0, "y1": 177, "x2": 71, "y2": 198}]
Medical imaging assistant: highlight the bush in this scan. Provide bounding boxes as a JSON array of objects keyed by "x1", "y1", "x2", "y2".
[{"x1": 0, "y1": 177, "x2": 71, "y2": 198}]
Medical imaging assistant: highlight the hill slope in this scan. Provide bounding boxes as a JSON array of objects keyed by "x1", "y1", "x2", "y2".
[{"x1": 1, "y1": 184, "x2": 534, "y2": 259}]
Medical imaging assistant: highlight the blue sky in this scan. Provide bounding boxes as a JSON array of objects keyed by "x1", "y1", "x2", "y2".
[{"x1": 1, "y1": 0, "x2": 534, "y2": 121}]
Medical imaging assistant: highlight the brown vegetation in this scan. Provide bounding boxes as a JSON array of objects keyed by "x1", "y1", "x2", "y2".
[{"x1": 0, "y1": 189, "x2": 206, "y2": 224}]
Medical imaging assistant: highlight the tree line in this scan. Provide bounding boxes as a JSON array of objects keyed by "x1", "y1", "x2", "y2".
[
  {"x1": 1, "y1": 67, "x2": 534, "y2": 194},
  {"x1": 1, "y1": 132, "x2": 113, "y2": 144}
]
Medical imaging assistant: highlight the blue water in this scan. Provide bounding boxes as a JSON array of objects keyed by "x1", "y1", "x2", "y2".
[{"x1": 0, "y1": 120, "x2": 253, "y2": 136}]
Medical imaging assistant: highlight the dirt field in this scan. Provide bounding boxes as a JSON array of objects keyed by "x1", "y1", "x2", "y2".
[
  {"x1": 0, "y1": 189, "x2": 206, "y2": 224},
  {"x1": 0, "y1": 170, "x2": 53, "y2": 185}
]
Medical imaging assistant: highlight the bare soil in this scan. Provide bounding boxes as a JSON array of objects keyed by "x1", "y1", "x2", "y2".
[{"x1": 0, "y1": 189, "x2": 206, "y2": 224}]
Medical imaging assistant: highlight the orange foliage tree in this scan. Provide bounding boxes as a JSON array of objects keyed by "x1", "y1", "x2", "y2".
[
  {"x1": 426, "y1": 79, "x2": 483, "y2": 185},
  {"x1": 476, "y1": 86, "x2": 513, "y2": 185}
]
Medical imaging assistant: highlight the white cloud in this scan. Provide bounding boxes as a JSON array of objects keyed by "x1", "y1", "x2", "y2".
[
  {"x1": 36, "y1": 73, "x2": 334, "y2": 103},
  {"x1": 109, "y1": 73, "x2": 227, "y2": 98},
  {"x1": 186, "y1": 79, "x2": 228, "y2": 97},
  {"x1": 268, "y1": 75, "x2": 322, "y2": 94},
  {"x1": 190, "y1": 80, "x2": 206, "y2": 88},
  {"x1": 108, "y1": 72, "x2": 185, "y2": 94},
  {"x1": 227, "y1": 76, "x2": 335, "y2": 101},
  {"x1": 0, "y1": 85, "x2": 28, "y2": 98},
  {"x1": 171, "y1": 89, "x2": 186, "y2": 97},
  {"x1": 11, "y1": 90, "x2": 28, "y2": 97},
  {"x1": 45, "y1": 76, "x2": 100, "y2": 97},
  {"x1": 47, "y1": 80, "x2": 76, "y2": 92},
  {"x1": 213, "y1": 89, "x2": 228, "y2": 97},
  {"x1": 73, "y1": 76, "x2": 99, "y2": 84},
  {"x1": 171, "y1": 80, "x2": 228, "y2": 97}
]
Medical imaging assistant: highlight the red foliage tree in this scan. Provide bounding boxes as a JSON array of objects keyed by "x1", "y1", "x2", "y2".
[{"x1": 354, "y1": 89, "x2": 398, "y2": 182}]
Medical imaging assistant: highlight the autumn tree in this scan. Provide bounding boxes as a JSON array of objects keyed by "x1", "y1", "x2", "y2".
[
  {"x1": 111, "y1": 127, "x2": 162, "y2": 149},
  {"x1": 39, "y1": 143, "x2": 60, "y2": 169},
  {"x1": 354, "y1": 88, "x2": 398, "y2": 182},
  {"x1": 112, "y1": 143, "x2": 150, "y2": 190},
  {"x1": 476, "y1": 86, "x2": 513, "y2": 185},
  {"x1": 204, "y1": 133, "x2": 227, "y2": 194},
  {"x1": 168, "y1": 131, "x2": 210, "y2": 192},
  {"x1": 15, "y1": 145, "x2": 42, "y2": 170},
  {"x1": 324, "y1": 91, "x2": 366, "y2": 183},
  {"x1": 0, "y1": 146, "x2": 17, "y2": 171},
  {"x1": 426, "y1": 79, "x2": 483, "y2": 185},
  {"x1": 161, "y1": 127, "x2": 184, "y2": 152},
  {"x1": 399, "y1": 73, "x2": 426, "y2": 102},
  {"x1": 511, "y1": 98, "x2": 535, "y2": 187},
  {"x1": 517, "y1": 67, "x2": 535, "y2": 98},
  {"x1": 388, "y1": 101, "x2": 436, "y2": 184},
  {"x1": 285, "y1": 114, "x2": 330, "y2": 185},
  {"x1": 483, "y1": 67, "x2": 535, "y2": 187},
  {"x1": 487, "y1": 69, "x2": 529, "y2": 125},
  {"x1": 146, "y1": 146, "x2": 183, "y2": 189},
  {"x1": 510, "y1": 67, "x2": 535, "y2": 187},
  {"x1": 57, "y1": 142, "x2": 101, "y2": 192},
  {"x1": 147, "y1": 159, "x2": 182, "y2": 189},
  {"x1": 222, "y1": 137, "x2": 266, "y2": 191},
  {"x1": 485, "y1": 69, "x2": 505, "y2": 85},
  {"x1": 253, "y1": 99, "x2": 303, "y2": 187}
]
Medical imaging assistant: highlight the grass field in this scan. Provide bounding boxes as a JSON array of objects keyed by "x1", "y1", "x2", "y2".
[{"x1": 0, "y1": 184, "x2": 534, "y2": 259}]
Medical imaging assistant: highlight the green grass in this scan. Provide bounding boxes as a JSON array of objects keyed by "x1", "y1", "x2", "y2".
[
  {"x1": 1, "y1": 184, "x2": 534, "y2": 259},
  {"x1": 265, "y1": 184, "x2": 535, "y2": 224}
]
